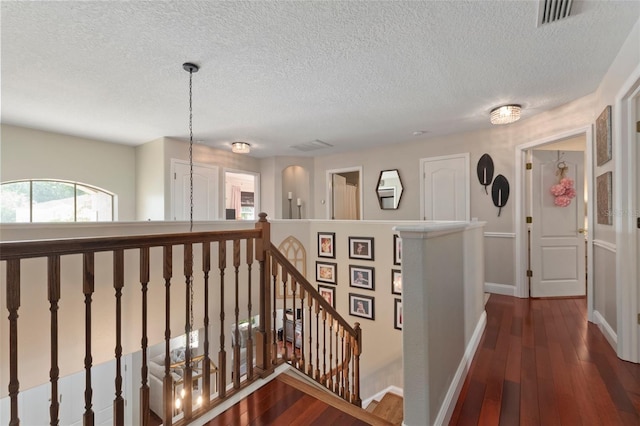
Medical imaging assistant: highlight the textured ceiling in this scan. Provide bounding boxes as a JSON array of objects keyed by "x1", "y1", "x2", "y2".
[{"x1": 2, "y1": 1, "x2": 638, "y2": 158}]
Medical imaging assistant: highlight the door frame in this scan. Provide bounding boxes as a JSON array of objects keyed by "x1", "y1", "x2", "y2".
[
  {"x1": 223, "y1": 168, "x2": 261, "y2": 220},
  {"x1": 615, "y1": 64, "x2": 639, "y2": 363},
  {"x1": 325, "y1": 166, "x2": 363, "y2": 220},
  {"x1": 419, "y1": 153, "x2": 470, "y2": 221},
  {"x1": 514, "y1": 126, "x2": 594, "y2": 319}
]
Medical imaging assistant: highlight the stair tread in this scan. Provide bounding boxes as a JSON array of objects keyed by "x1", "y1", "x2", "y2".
[
  {"x1": 371, "y1": 393, "x2": 403, "y2": 425},
  {"x1": 366, "y1": 400, "x2": 379, "y2": 412}
]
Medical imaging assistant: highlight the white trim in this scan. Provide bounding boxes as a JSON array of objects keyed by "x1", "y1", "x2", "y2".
[
  {"x1": 432, "y1": 311, "x2": 487, "y2": 426},
  {"x1": 325, "y1": 166, "x2": 364, "y2": 220},
  {"x1": 484, "y1": 282, "x2": 516, "y2": 296},
  {"x1": 593, "y1": 310, "x2": 618, "y2": 350},
  {"x1": 361, "y1": 385, "x2": 404, "y2": 409},
  {"x1": 514, "y1": 125, "x2": 594, "y2": 324},
  {"x1": 593, "y1": 239, "x2": 617, "y2": 253},
  {"x1": 613, "y1": 62, "x2": 640, "y2": 363},
  {"x1": 419, "y1": 153, "x2": 470, "y2": 221},
  {"x1": 484, "y1": 232, "x2": 516, "y2": 239}
]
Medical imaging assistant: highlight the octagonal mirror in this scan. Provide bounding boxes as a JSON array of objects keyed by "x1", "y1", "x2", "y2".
[{"x1": 376, "y1": 169, "x2": 403, "y2": 209}]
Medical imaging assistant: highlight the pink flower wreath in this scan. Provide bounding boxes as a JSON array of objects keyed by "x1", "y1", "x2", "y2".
[{"x1": 550, "y1": 165, "x2": 576, "y2": 207}]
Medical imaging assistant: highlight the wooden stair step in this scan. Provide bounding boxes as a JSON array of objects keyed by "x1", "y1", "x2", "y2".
[
  {"x1": 371, "y1": 392, "x2": 403, "y2": 425},
  {"x1": 366, "y1": 400, "x2": 379, "y2": 412}
]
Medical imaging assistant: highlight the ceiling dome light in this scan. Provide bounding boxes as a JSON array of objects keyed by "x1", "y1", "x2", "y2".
[
  {"x1": 232, "y1": 141, "x2": 251, "y2": 154},
  {"x1": 490, "y1": 104, "x2": 521, "y2": 125}
]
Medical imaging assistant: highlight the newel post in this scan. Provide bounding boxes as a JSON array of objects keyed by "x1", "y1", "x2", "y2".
[
  {"x1": 254, "y1": 213, "x2": 273, "y2": 376},
  {"x1": 353, "y1": 323, "x2": 362, "y2": 407}
]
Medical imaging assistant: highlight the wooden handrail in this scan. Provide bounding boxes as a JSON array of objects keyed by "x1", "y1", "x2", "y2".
[{"x1": 0, "y1": 229, "x2": 261, "y2": 260}]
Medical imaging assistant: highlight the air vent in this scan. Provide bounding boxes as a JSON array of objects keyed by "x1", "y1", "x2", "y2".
[
  {"x1": 537, "y1": 0, "x2": 573, "y2": 26},
  {"x1": 290, "y1": 139, "x2": 333, "y2": 152}
]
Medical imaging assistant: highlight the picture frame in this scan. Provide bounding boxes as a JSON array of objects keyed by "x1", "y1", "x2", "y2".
[
  {"x1": 317, "y1": 232, "x2": 336, "y2": 258},
  {"x1": 393, "y1": 234, "x2": 402, "y2": 266},
  {"x1": 349, "y1": 293, "x2": 375, "y2": 320},
  {"x1": 391, "y1": 269, "x2": 402, "y2": 295},
  {"x1": 596, "y1": 171, "x2": 613, "y2": 225},
  {"x1": 316, "y1": 261, "x2": 337, "y2": 284},
  {"x1": 394, "y1": 298, "x2": 402, "y2": 330},
  {"x1": 596, "y1": 105, "x2": 612, "y2": 166},
  {"x1": 349, "y1": 265, "x2": 375, "y2": 290},
  {"x1": 349, "y1": 237, "x2": 374, "y2": 261},
  {"x1": 317, "y1": 284, "x2": 335, "y2": 308}
]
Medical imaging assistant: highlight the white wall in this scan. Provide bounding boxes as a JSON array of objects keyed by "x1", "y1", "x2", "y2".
[
  {"x1": 135, "y1": 137, "x2": 165, "y2": 221},
  {"x1": 1, "y1": 124, "x2": 137, "y2": 220}
]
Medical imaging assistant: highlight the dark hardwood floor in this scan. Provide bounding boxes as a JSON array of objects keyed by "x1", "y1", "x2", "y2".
[
  {"x1": 450, "y1": 294, "x2": 640, "y2": 425},
  {"x1": 204, "y1": 376, "x2": 371, "y2": 426}
]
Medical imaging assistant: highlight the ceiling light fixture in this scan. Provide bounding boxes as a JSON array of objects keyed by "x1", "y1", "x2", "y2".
[
  {"x1": 232, "y1": 141, "x2": 251, "y2": 154},
  {"x1": 490, "y1": 104, "x2": 521, "y2": 125}
]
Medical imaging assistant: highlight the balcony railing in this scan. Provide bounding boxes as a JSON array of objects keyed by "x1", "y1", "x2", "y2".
[{"x1": 0, "y1": 213, "x2": 361, "y2": 425}]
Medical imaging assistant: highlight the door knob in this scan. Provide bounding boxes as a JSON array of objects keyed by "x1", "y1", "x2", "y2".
[{"x1": 578, "y1": 228, "x2": 585, "y2": 234}]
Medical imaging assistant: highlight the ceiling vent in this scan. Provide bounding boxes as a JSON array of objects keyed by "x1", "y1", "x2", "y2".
[
  {"x1": 537, "y1": 0, "x2": 573, "y2": 26},
  {"x1": 290, "y1": 139, "x2": 333, "y2": 152}
]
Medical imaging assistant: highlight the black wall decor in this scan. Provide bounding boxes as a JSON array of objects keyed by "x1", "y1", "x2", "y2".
[
  {"x1": 491, "y1": 174, "x2": 510, "y2": 217},
  {"x1": 476, "y1": 153, "x2": 494, "y2": 194}
]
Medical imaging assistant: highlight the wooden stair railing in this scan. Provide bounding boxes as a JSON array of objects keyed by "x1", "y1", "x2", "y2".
[
  {"x1": 266, "y1": 244, "x2": 362, "y2": 407},
  {"x1": 0, "y1": 213, "x2": 287, "y2": 426}
]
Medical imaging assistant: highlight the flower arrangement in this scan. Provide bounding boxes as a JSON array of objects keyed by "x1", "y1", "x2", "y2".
[{"x1": 550, "y1": 161, "x2": 576, "y2": 207}]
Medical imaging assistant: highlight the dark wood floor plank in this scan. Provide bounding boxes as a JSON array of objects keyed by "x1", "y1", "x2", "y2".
[{"x1": 452, "y1": 295, "x2": 640, "y2": 426}]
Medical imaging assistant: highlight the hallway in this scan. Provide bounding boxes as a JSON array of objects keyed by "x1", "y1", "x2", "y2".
[{"x1": 450, "y1": 295, "x2": 640, "y2": 425}]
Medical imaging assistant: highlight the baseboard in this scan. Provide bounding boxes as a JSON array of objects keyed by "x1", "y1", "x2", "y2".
[
  {"x1": 361, "y1": 385, "x2": 404, "y2": 409},
  {"x1": 484, "y1": 282, "x2": 516, "y2": 296},
  {"x1": 593, "y1": 310, "x2": 617, "y2": 350},
  {"x1": 433, "y1": 310, "x2": 487, "y2": 425}
]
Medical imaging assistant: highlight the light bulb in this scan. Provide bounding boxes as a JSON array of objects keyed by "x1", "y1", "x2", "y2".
[{"x1": 175, "y1": 398, "x2": 182, "y2": 409}]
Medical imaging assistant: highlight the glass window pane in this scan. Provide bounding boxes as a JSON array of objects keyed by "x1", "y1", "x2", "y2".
[
  {"x1": 76, "y1": 184, "x2": 113, "y2": 222},
  {"x1": 32, "y1": 181, "x2": 75, "y2": 222},
  {"x1": 1, "y1": 181, "x2": 31, "y2": 222}
]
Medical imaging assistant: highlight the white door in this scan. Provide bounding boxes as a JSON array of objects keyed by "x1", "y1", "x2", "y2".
[
  {"x1": 531, "y1": 150, "x2": 585, "y2": 297},
  {"x1": 172, "y1": 161, "x2": 219, "y2": 221},
  {"x1": 421, "y1": 154, "x2": 470, "y2": 221}
]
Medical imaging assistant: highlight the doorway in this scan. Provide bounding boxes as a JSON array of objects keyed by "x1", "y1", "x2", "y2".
[
  {"x1": 224, "y1": 170, "x2": 259, "y2": 220},
  {"x1": 326, "y1": 167, "x2": 362, "y2": 220},
  {"x1": 172, "y1": 160, "x2": 219, "y2": 221},
  {"x1": 515, "y1": 127, "x2": 593, "y2": 316}
]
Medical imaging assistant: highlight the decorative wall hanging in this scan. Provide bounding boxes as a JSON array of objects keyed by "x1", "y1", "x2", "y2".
[
  {"x1": 348, "y1": 237, "x2": 374, "y2": 261},
  {"x1": 550, "y1": 160, "x2": 576, "y2": 207},
  {"x1": 491, "y1": 174, "x2": 510, "y2": 217},
  {"x1": 317, "y1": 232, "x2": 335, "y2": 258},
  {"x1": 349, "y1": 265, "x2": 375, "y2": 290},
  {"x1": 596, "y1": 172, "x2": 613, "y2": 225},
  {"x1": 394, "y1": 298, "x2": 403, "y2": 330},
  {"x1": 596, "y1": 105, "x2": 612, "y2": 166},
  {"x1": 349, "y1": 293, "x2": 375, "y2": 320},
  {"x1": 476, "y1": 153, "x2": 494, "y2": 194}
]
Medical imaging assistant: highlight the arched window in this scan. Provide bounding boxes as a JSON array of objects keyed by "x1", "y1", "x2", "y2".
[{"x1": 0, "y1": 179, "x2": 114, "y2": 223}]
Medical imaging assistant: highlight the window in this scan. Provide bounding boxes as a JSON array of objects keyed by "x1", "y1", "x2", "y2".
[{"x1": 1, "y1": 179, "x2": 114, "y2": 223}]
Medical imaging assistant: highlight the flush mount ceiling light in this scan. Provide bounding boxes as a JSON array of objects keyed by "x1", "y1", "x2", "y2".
[
  {"x1": 490, "y1": 104, "x2": 521, "y2": 125},
  {"x1": 232, "y1": 141, "x2": 251, "y2": 154}
]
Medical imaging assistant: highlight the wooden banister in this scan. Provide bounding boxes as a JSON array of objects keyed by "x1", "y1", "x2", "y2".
[{"x1": 0, "y1": 213, "x2": 362, "y2": 424}]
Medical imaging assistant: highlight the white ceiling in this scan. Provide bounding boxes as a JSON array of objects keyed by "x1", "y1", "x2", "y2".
[{"x1": 2, "y1": 1, "x2": 638, "y2": 158}]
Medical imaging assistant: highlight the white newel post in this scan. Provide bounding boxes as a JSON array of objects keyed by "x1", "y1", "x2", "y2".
[{"x1": 397, "y1": 222, "x2": 486, "y2": 426}]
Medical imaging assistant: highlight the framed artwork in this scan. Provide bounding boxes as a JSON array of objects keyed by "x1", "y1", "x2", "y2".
[
  {"x1": 318, "y1": 285, "x2": 335, "y2": 308},
  {"x1": 316, "y1": 261, "x2": 337, "y2": 284},
  {"x1": 349, "y1": 293, "x2": 375, "y2": 320},
  {"x1": 349, "y1": 237, "x2": 374, "y2": 261},
  {"x1": 394, "y1": 298, "x2": 403, "y2": 330},
  {"x1": 349, "y1": 265, "x2": 375, "y2": 290},
  {"x1": 393, "y1": 234, "x2": 402, "y2": 266},
  {"x1": 596, "y1": 172, "x2": 613, "y2": 225},
  {"x1": 391, "y1": 269, "x2": 402, "y2": 295},
  {"x1": 318, "y1": 232, "x2": 335, "y2": 258},
  {"x1": 596, "y1": 105, "x2": 612, "y2": 166}
]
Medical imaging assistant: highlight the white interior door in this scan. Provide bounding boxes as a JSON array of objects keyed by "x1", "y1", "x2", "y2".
[
  {"x1": 421, "y1": 154, "x2": 470, "y2": 221},
  {"x1": 173, "y1": 161, "x2": 219, "y2": 221},
  {"x1": 531, "y1": 150, "x2": 585, "y2": 297}
]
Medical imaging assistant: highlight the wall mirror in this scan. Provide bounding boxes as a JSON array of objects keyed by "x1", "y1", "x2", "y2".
[{"x1": 376, "y1": 170, "x2": 403, "y2": 209}]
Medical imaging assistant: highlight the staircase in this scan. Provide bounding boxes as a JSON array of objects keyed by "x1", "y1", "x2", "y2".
[{"x1": 366, "y1": 392, "x2": 404, "y2": 425}]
